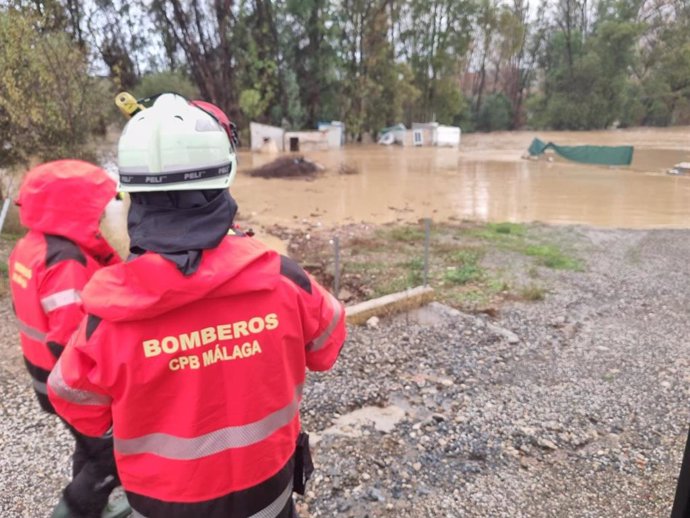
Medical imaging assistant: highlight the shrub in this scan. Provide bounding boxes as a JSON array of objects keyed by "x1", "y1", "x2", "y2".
[
  {"x1": 0, "y1": 9, "x2": 105, "y2": 167},
  {"x1": 134, "y1": 70, "x2": 199, "y2": 100},
  {"x1": 476, "y1": 93, "x2": 513, "y2": 132}
]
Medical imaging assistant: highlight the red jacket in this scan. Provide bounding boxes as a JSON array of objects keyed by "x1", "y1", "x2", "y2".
[
  {"x1": 48, "y1": 232, "x2": 346, "y2": 517},
  {"x1": 8, "y1": 160, "x2": 120, "y2": 412}
]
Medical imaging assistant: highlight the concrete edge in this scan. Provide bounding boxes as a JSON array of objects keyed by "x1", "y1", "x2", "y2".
[{"x1": 345, "y1": 286, "x2": 435, "y2": 325}]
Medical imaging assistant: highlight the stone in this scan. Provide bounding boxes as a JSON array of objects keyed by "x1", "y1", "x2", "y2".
[
  {"x1": 537, "y1": 438, "x2": 558, "y2": 451},
  {"x1": 367, "y1": 316, "x2": 380, "y2": 329}
]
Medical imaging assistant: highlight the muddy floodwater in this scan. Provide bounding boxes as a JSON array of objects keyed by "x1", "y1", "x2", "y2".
[
  {"x1": 231, "y1": 127, "x2": 690, "y2": 229},
  {"x1": 100, "y1": 127, "x2": 690, "y2": 254}
]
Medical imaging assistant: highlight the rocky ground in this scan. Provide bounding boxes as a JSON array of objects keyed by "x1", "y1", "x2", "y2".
[{"x1": 1, "y1": 226, "x2": 689, "y2": 517}]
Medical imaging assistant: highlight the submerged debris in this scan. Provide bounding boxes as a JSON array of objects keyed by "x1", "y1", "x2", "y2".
[
  {"x1": 668, "y1": 162, "x2": 690, "y2": 175},
  {"x1": 338, "y1": 162, "x2": 359, "y2": 175},
  {"x1": 247, "y1": 156, "x2": 325, "y2": 179}
]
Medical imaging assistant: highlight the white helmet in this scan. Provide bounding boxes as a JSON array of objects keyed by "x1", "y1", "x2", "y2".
[{"x1": 117, "y1": 93, "x2": 237, "y2": 192}]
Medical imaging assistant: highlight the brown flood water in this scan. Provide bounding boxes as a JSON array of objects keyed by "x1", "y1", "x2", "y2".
[
  {"x1": 101, "y1": 127, "x2": 690, "y2": 254},
  {"x1": 231, "y1": 127, "x2": 690, "y2": 230}
]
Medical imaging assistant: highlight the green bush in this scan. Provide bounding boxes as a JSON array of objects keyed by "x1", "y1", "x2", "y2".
[
  {"x1": 134, "y1": 70, "x2": 199, "y2": 100},
  {"x1": 239, "y1": 89, "x2": 268, "y2": 120},
  {"x1": 0, "y1": 9, "x2": 106, "y2": 166},
  {"x1": 619, "y1": 83, "x2": 645, "y2": 128},
  {"x1": 476, "y1": 93, "x2": 513, "y2": 132}
]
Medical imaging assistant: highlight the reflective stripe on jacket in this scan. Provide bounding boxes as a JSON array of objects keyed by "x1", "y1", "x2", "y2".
[
  {"x1": 8, "y1": 160, "x2": 120, "y2": 412},
  {"x1": 48, "y1": 234, "x2": 346, "y2": 515}
]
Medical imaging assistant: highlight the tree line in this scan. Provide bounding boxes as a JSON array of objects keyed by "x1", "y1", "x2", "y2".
[{"x1": 1, "y1": 0, "x2": 689, "y2": 165}]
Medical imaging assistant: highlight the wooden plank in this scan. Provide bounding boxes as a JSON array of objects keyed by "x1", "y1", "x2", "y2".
[{"x1": 345, "y1": 286, "x2": 434, "y2": 325}]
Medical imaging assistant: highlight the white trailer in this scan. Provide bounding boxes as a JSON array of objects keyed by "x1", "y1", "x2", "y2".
[{"x1": 436, "y1": 125, "x2": 461, "y2": 147}]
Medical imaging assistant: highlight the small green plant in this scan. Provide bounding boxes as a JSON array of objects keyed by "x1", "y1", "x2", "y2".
[
  {"x1": 524, "y1": 244, "x2": 581, "y2": 270},
  {"x1": 374, "y1": 276, "x2": 410, "y2": 297},
  {"x1": 486, "y1": 276, "x2": 509, "y2": 294},
  {"x1": 488, "y1": 222, "x2": 526, "y2": 236},
  {"x1": 444, "y1": 250, "x2": 483, "y2": 285},
  {"x1": 400, "y1": 257, "x2": 424, "y2": 285},
  {"x1": 445, "y1": 264, "x2": 481, "y2": 285},
  {"x1": 473, "y1": 222, "x2": 528, "y2": 244}
]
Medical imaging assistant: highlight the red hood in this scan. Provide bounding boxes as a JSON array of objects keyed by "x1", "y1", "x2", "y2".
[
  {"x1": 17, "y1": 160, "x2": 119, "y2": 264},
  {"x1": 83, "y1": 236, "x2": 278, "y2": 322}
]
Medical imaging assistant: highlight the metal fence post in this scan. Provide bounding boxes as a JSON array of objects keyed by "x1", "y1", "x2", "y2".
[
  {"x1": 333, "y1": 236, "x2": 340, "y2": 297},
  {"x1": 0, "y1": 197, "x2": 11, "y2": 235},
  {"x1": 423, "y1": 218, "x2": 431, "y2": 286}
]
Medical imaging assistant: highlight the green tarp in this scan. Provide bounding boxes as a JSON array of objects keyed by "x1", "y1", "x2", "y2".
[{"x1": 528, "y1": 137, "x2": 634, "y2": 166}]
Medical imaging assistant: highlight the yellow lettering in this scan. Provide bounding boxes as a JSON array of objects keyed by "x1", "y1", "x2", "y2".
[
  {"x1": 248, "y1": 317, "x2": 264, "y2": 334},
  {"x1": 12, "y1": 272, "x2": 27, "y2": 288},
  {"x1": 265, "y1": 313, "x2": 279, "y2": 330},
  {"x1": 143, "y1": 319, "x2": 274, "y2": 362},
  {"x1": 14, "y1": 261, "x2": 32, "y2": 279},
  {"x1": 217, "y1": 324, "x2": 233, "y2": 340},
  {"x1": 233, "y1": 321, "x2": 249, "y2": 337},
  {"x1": 201, "y1": 327, "x2": 217, "y2": 345},
  {"x1": 143, "y1": 339, "x2": 162, "y2": 358},
  {"x1": 161, "y1": 336, "x2": 179, "y2": 354},
  {"x1": 203, "y1": 349, "x2": 215, "y2": 366},
  {"x1": 180, "y1": 331, "x2": 201, "y2": 351},
  {"x1": 169, "y1": 358, "x2": 180, "y2": 371}
]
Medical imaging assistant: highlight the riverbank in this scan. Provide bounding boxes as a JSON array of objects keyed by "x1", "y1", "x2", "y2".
[{"x1": 0, "y1": 223, "x2": 688, "y2": 517}]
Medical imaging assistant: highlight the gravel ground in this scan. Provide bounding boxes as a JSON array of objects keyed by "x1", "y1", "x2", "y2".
[{"x1": 1, "y1": 226, "x2": 689, "y2": 517}]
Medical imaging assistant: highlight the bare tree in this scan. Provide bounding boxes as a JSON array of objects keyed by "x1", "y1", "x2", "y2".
[{"x1": 149, "y1": 0, "x2": 237, "y2": 116}]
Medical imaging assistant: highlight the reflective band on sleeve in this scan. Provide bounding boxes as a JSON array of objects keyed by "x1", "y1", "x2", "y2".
[
  {"x1": 40, "y1": 289, "x2": 82, "y2": 313},
  {"x1": 48, "y1": 359, "x2": 112, "y2": 406},
  {"x1": 115, "y1": 385, "x2": 303, "y2": 460},
  {"x1": 32, "y1": 379, "x2": 48, "y2": 395},
  {"x1": 16, "y1": 319, "x2": 47, "y2": 342},
  {"x1": 307, "y1": 293, "x2": 342, "y2": 353},
  {"x1": 248, "y1": 480, "x2": 293, "y2": 518}
]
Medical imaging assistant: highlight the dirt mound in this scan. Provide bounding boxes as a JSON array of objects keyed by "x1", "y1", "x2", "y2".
[{"x1": 248, "y1": 156, "x2": 325, "y2": 179}]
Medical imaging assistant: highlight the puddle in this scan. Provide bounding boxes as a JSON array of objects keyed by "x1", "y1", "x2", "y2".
[{"x1": 313, "y1": 405, "x2": 407, "y2": 444}]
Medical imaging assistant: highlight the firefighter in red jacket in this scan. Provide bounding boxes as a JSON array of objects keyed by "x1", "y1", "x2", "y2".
[
  {"x1": 7, "y1": 160, "x2": 130, "y2": 518},
  {"x1": 48, "y1": 93, "x2": 346, "y2": 518}
]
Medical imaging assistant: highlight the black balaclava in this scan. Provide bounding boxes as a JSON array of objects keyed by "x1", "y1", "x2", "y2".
[{"x1": 128, "y1": 189, "x2": 237, "y2": 275}]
